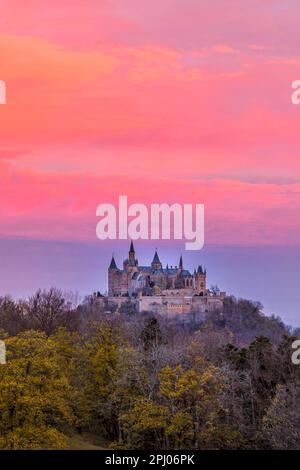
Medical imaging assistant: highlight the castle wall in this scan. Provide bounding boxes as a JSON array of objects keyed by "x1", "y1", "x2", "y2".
[{"x1": 137, "y1": 293, "x2": 224, "y2": 315}]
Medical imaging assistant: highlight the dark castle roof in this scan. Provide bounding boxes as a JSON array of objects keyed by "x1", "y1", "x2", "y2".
[
  {"x1": 139, "y1": 265, "x2": 151, "y2": 272},
  {"x1": 109, "y1": 256, "x2": 117, "y2": 270},
  {"x1": 165, "y1": 268, "x2": 178, "y2": 274},
  {"x1": 108, "y1": 242, "x2": 205, "y2": 277},
  {"x1": 152, "y1": 250, "x2": 161, "y2": 264},
  {"x1": 179, "y1": 269, "x2": 192, "y2": 277}
]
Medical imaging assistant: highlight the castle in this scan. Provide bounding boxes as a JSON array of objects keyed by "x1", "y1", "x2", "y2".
[
  {"x1": 109, "y1": 241, "x2": 207, "y2": 297},
  {"x1": 106, "y1": 242, "x2": 225, "y2": 317}
]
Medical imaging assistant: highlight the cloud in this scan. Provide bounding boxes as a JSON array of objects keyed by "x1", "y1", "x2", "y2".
[
  {"x1": 0, "y1": 1, "x2": 300, "y2": 246},
  {"x1": 211, "y1": 44, "x2": 237, "y2": 55},
  {"x1": 0, "y1": 159, "x2": 299, "y2": 246}
]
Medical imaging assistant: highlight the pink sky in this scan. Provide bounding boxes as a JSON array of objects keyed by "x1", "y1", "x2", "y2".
[{"x1": 0, "y1": 0, "x2": 300, "y2": 245}]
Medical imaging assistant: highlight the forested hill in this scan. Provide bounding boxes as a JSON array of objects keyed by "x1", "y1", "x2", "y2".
[
  {"x1": 0, "y1": 290, "x2": 292, "y2": 342},
  {"x1": 0, "y1": 289, "x2": 299, "y2": 450},
  {"x1": 200, "y1": 296, "x2": 289, "y2": 346}
]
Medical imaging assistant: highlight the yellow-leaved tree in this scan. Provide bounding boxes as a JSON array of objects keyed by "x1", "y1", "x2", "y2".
[{"x1": 0, "y1": 330, "x2": 75, "y2": 449}]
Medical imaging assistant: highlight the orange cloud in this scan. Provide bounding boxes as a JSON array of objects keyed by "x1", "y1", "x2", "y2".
[
  {"x1": 0, "y1": 159, "x2": 299, "y2": 246},
  {"x1": 0, "y1": 1, "x2": 300, "y2": 247}
]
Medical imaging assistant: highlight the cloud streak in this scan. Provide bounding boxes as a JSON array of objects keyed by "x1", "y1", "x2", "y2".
[{"x1": 0, "y1": 1, "x2": 299, "y2": 246}]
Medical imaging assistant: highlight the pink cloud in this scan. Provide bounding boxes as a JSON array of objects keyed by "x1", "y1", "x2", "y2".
[
  {"x1": 0, "y1": 1, "x2": 300, "y2": 246},
  {"x1": 0, "y1": 160, "x2": 299, "y2": 246},
  {"x1": 211, "y1": 44, "x2": 237, "y2": 55}
]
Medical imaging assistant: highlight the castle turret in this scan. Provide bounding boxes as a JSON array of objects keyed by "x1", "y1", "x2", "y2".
[
  {"x1": 179, "y1": 255, "x2": 183, "y2": 272},
  {"x1": 109, "y1": 255, "x2": 117, "y2": 270},
  {"x1": 151, "y1": 250, "x2": 162, "y2": 271},
  {"x1": 108, "y1": 255, "x2": 118, "y2": 296},
  {"x1": 129, "y1": 240, "x2": 136, "y2": 265},
  {"x1": 122, "y1": 241, "x2": 139, "y2": 288},
  {"x1": 195, "y1": 265, "x2": 206, "y2": 295}
]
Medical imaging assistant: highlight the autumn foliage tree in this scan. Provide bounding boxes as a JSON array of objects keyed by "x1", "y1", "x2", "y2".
[{"x1": 0, "y1": 289, "x2": 298, "y2": 450}]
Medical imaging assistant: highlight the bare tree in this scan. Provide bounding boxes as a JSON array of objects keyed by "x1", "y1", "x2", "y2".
[{"x1": 24, "y1": 288, "x2": 71, "y2": 335}]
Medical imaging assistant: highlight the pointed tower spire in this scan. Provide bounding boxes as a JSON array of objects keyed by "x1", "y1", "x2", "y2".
[
  {"x1": 151, "y1": 249, "x2": 162, "y2": 270},
  {"x1": 152, "y1": 250, "x2": 160, "y2": 264},
  {"x1": 109, "y1": 255, "x2": 117, "y2": 270},
  {"x1": 129, "y1": 240, "x2": 136, "y2": 265},
  {"x1": 179, "y1": 255, "x2": 183, "y2": 270}
]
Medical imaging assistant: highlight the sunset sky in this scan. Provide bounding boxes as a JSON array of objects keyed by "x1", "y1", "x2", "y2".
[{"x1": 0, "y1": 1, "x2": 299, "y2": 323}]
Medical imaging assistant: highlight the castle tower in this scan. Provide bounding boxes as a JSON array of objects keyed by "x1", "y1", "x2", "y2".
[
  {"x1": 129, "y1": 240, "x2": 136, "y2": 265},
  {"x1": 195, "y1": 265, "x2": 207, "y2": 295},
  {"x1": 108, "y1": 255, "x2": 118, "y2": 296},
  {"x1": 123, "y1": 241, "x2": 139, "y2": 295},
  {"x1": 179, "y1": 255, "x2": 183, "y2": 272},
  {"x1": 109, "y1": 255, "x2": 117, "y2": 270},
  {"x1": 195, "y1": 266, "x2": 206, "y2": 295},
  {"x1": 151, "y1": 249, "x2": 162, "y2": 271}
]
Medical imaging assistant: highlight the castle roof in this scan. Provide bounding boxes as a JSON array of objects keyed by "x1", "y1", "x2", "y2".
[
  {"x1": 158, "y1": 267, "x2": 179, "y2": 274},
  {"x1": 109, "y1": 256, "x2": 117, "y2": 270},
  {"x1": 132, "y1": 265, "x2": 179, "y2": 275},
  {"x1": 139, "y1": 265, "x2": 151, "y2": 272},
  {"x1": 179, "y1": 269, "x2": 192, "y2": 277},
  {"x1": 152, "y1": 250, "x2": 161, "y2": 265},
  {"x1": 129, "y1": 240, "x2": 135, "y2": 253},
  {"x1": 153, "y1": 269, "x2": 164, "y2": 275},
  {"x1": 164, "y1": 267, "x2": 178, "y2": 274}
]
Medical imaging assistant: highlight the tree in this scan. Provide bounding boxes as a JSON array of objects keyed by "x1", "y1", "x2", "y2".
[
  {"x1": 24, "y1": 288, "x2": 75, "y2": 335},
  {"x1": 210, "y1": 285, "x2": 220, "y2": 295},
  {"x1": 158, "y1": 362, "x2": 240, "y2": 449},
  {"x1": 140, "y1": 317, "x2": 164, "y2": 352},
  {"x1": 0, "y1": 297, "x2": 29, "y2": 335},
  {"x1": 0, "y1": 330, "x2": 74, "y2": 449},
  {"x1": 262, "y1": 382, "x2": 300, "y2": 449},
  {"x1": 119, "y1": 300, "x2": 137, "y2": 315},
  {"x1": 119, "y1": 399, "x2": 168, "y2": 449}
]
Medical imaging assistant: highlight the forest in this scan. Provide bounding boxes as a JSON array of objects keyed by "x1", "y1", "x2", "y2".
[{"x1": 0, "y1": 289, "x2": 299, "y2": 450}]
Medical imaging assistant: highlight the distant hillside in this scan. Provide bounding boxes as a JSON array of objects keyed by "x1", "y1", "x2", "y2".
[{"x1": 0, "y1": 288, "x2": 299, "y2": 450}]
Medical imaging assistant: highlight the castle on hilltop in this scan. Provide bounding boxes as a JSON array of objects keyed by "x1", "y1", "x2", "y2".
[
  {"x1": 106, "y1": 242, "x2": 225, "y2": 317},
  {"x1": 109, "y1": 241, "x2": 207, "y2": 297}
]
